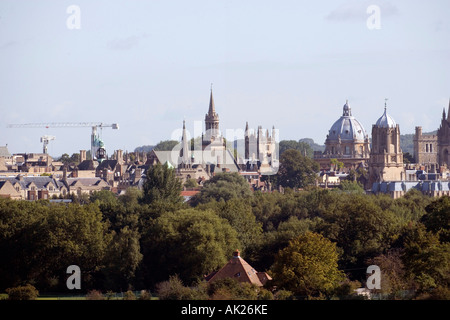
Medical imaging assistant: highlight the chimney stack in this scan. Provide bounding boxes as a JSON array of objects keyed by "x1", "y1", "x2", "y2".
[{"x1": 80, "y1": 150, "x2": 87, "y2": 162}]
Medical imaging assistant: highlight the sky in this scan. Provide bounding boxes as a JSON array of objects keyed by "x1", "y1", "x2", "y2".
[{"x1": 0, "y1": 0, "x2": 449, "y2": 157}]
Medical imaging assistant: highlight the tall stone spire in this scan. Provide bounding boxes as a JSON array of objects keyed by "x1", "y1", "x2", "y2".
[
  {"x1": 208, "y1": 86, "x2": 216, "y2": 117},
  {"x1": 181, "y1": 120, "x2": 190, "y2": 166},
  {"x1": 447, "y1": 98, "x2": 450, "y2": 121}
]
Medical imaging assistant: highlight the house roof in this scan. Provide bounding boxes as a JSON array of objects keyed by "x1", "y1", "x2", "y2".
[
  {"x1": 205, "y1": 250, "x2": 272, "y2": 287},
  {"x1": 2, "y1": 176, "x2": 59, "y2": 190},
  {"x1": 77, "y1": 160, "x2": 97, "y2": 170},
  {"x1": 66, "y1": 177, "x2": 106, "y2": 187}
]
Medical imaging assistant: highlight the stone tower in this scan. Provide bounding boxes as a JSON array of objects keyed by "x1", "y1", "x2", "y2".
[
  {"x1": 413, "y1": 126, "x2": 438, "y2": 170},
  {"x1": 437, "y1": 99, "x2": 450, "y2": 167},
  {"x1": 368, "y1": 102, "x2": 404, "y2": 185},
  {"x1": 204, "y1": 88, "x2": 220, "y2": 144}
]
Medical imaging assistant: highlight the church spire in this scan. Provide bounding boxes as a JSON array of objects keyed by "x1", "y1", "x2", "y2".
[
  {"x1": 447, "y1": 98, "x2": 450, "y2": 121},
  {"x1": 208, "y1": 85, "x2": 216, "y2": 116},
  {"x1": 181, "y1": 120, "x2": 190, "y2": 166}
]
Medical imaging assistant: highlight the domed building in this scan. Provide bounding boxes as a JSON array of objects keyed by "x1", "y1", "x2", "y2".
[{"x1": 314, "y1": 101, "x2": 370, "y2": 171}]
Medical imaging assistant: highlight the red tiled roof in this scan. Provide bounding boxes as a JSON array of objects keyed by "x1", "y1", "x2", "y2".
[
  {"x1": 205, "y1": 250, "x2": 272, "y2": 287},
  {"x1": 180, "y1": 190, "x2": 200, "y2": 197}
]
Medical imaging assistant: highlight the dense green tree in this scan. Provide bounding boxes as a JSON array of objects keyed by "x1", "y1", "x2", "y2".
[
  {"x1": 0, "y1": 199, "x2": 112, "y2": 291},
  {"x1": 279, "y1": 140, "x2": 313, "y2": 158},
  {"x1": 318, "y1": 193, "x2": 400, "y2": 271},
  {"x1": 141, "y1": 208, "x2": 241, "y2": 286},
  {"x1": 421, "y1": 196, "x2": 450, "y2": 242},
  {"x1": 190, "y1": 172, "x2": 252, "y2": 205},
  {"x1": 270, "y1": 232, "x2": 345, "y2": 298},
  {"x1": 153, "y1": 140, "x2": 179, "y2": 151},
  {"x1": 141, "y1": 163, "x2": 183, "y2": 208},
  {"x1": 197, "y1": 199, "x2": 262, "y2": 254},
  {"x1": 277, "y1": 149, "x2": 319, "y2": 189},
  {"x1": 400, "y1": 223, "x2": 450, "y2": 294}
]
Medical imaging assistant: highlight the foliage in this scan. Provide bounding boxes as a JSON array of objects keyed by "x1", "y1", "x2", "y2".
[
  {"x1": 277, "y1": 149, "x2": 319, "y2": 189},
  {"x1": 270, "y1": 232, "x2": 345, "y2": 298},
  {"x1": 153, "y1": 140, "x2": 179, "y2": 151},
  {"x1": 141, "y1": 208, "x2": 241, "y2": 286},
  {"x1": 1, "y1": 177, "x2": 450, "y2": 299},
  {"x1": 190, "y1": 172, "x2": 253, "y2": 205},
  {"x1": 196, "y1": 199, "x2": 262, "y2": 254},
  {"x1": 421, "y1": 196, "x2": 450, "y2": 242},
  {"x1": 184, "y1": 178, "x2": 198, "y2": 189},
  {"x1": 86, "y1": 290, "x2": 104, "y2": 300},
  {"x1": 6, "y1": 284, "x2": 39, "y2": 300},
  {"x1": 156, "y1": 275, "x2": 207, "y2": 300},
  {"x1": 399, "y1": 223, "x2": 450, "y2": 294},
  {"x1": 141, "y1": 163, "x2": 183, "y2": 208},
  {"x1": 330, "y1": 158, "x2": 344, "y2": 171},
  {"x1": 279, "y1": 140, "x2": 313, "y2": 158}
]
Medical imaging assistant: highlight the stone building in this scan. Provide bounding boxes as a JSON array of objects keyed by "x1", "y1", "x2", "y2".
[
  {"x1": 413, "y1": 100, "x2": 450, "y2": 173},
  {"x1": 413, "y1": 126, "x2": 438, "y2": 171},
  {"x1": 368, "y1": 103, "x2": 404, "y2": 185},
  {"x1": 243, "y1": 123, "x2": 278, "y2": 175},
  {"x1": 314, "y1": 101, "x2": 370, "y2": 171}
]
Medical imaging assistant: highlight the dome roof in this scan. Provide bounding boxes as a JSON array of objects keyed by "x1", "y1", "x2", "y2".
[
  {"x1": 375, "y1": 106, "x2": 397, "y2": 128},
  {"x1": 327, "y1": 101, "x2": 368, "y2": 142}
]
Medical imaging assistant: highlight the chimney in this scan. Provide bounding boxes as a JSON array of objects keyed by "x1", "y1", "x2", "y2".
[
  {"x1": 80, "y1": 150, "x2": 87, "y2": 162},
  {"x1": 117, "y1": 149, "x2": 123, "y2": 165},
  {"x1": 233, "y1": 249, "x2": 240, "y2": 258}
]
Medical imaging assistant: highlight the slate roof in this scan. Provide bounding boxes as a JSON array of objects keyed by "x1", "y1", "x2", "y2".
[{"x1": 2, "y1": 176, "x2": 59, "y2": 190}]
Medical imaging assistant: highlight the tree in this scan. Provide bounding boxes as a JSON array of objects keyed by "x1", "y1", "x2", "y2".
[
  {"x1": 140, "y1": 208, "x2": 241, "y2": 286},
  {"x1": 141, "y1": 163, "x2": 183, "y2": 207},
  {"x1": 190, "y1": 172, "x2": 252, "y2": 205},
  {"x1": 400, "y1": 223, "x2": 450, "y2": 294},
  {"x1": 153, "y1": 140, "x2": 179, "y2": 151},
  {"x1": 421, "y1": 196, "x2": 450, "y2": 242},
  {"x1": 197, "y1": 199, "x2": 262, "y2": 254},
  {"x1": 279, "y1": 140, "x2": 313, "y2": 158},
  {"x1": 318, "y1": 193, "x2": 400, "y2": 270},
  {"x1": 277, "y1": 149, "x2": 319, "y2": 189},
  {"x1": 270, "y1": 232, "x2": 345, "y2": 298},
  {"x1": 330, "y1": 158, "x2": 344, "y2": 172}
]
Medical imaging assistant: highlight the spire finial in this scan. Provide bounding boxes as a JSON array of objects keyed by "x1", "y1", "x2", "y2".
[{"x1": 384, "y1": 98, "x2": 388, "y2": 110}]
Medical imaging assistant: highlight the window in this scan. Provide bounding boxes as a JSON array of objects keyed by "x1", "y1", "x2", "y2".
[
  {"x1": 430, "y1": 144, "x2": 433, "y2": 152},
  {"x1": 345, "y1": 146, "x2": 350, "y2": 154},
  {"x1": 426, "y1": 144, "x2": 429, "y2": 152}
]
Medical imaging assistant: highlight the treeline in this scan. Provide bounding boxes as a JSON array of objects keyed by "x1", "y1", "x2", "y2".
[{"x1": 0, "y1": 165, "x2": 449, "y2": 299}]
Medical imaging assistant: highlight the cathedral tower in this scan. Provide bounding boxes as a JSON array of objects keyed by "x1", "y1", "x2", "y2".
[{"x1": 368, "y1": 101, "x2": 404, "y2": 185}]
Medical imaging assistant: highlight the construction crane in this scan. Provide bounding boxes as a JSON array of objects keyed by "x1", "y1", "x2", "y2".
[
  {"x1": 40, "y1": 135, "x2": 56, "y2": 154},
  {"x1": 7, "y1": 122, "x2": 119, "y2": 162}
]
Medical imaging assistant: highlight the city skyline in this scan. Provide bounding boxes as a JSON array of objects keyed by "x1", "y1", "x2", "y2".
[{"x1": 1, "y1": 0, "x2": 449, "y2": 157}]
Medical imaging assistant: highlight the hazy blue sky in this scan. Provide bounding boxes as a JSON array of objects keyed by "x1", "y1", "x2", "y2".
[{"x1": 1, "y1": 0, "x2": 449, "y2": 157}]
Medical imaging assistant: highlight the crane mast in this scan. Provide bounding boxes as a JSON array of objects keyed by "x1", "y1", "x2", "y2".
[{"x1": 7, "y1": 122, "x2": 119, "y2": 162}]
